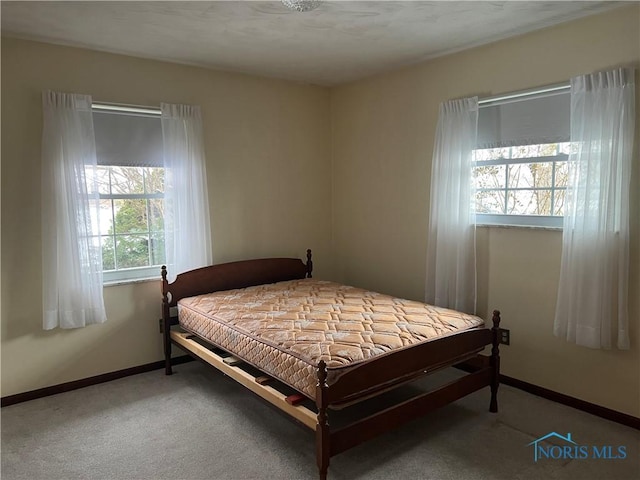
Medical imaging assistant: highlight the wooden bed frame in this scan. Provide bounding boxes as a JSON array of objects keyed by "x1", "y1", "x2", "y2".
[{"x1": 161, "y1": 250, "x2": 501, "y2": 480}]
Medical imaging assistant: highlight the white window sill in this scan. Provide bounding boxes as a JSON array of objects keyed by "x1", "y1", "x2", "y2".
[
  {"x1": 103, "y1": 276, "x2": 161, "y2": 288},
  {"x1": 476, "y1": 214, "x2": 563, "y2": 230},
  {"x1": 477, "y1": 223, "x2": 562, "y2": 232}
]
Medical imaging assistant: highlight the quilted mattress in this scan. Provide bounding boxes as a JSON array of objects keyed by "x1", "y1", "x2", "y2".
[{"x1": 178, "y1": 279, "x2": 484, "y2": 399}]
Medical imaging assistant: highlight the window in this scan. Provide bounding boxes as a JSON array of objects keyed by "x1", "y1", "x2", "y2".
[
  {"x1": 474, "y1": 86, "x2": 570, "y2": 228},
  {"x1": 93, "y1": 165, "x2": 165, "y2": 282},
  {"x1": 89, "y1": 106, "x2": 165, "y2": 283},
  {"x1": 473, "y1": 143, "x2": 571, "y2": 228}
]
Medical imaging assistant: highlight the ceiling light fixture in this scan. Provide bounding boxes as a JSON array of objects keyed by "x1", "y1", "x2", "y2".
[{"x1": 281, "y1": 0, "x2": 322, "y2": 13}]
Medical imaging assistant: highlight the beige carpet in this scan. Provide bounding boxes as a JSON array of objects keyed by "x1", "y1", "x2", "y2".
[{"x1": 2, "y1": 361, "x2": 638, "y2": 480}]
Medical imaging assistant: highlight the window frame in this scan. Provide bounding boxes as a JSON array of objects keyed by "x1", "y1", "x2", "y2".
[
  {"x1": 473, "y1": 150, "x2": 568, "y2": 229},
  {"x1": 91, "y1": 102, "x2": 165, "y2": 284},
  {"x1": 97, "y1": 176, "x2": 166, "y2": 284}
]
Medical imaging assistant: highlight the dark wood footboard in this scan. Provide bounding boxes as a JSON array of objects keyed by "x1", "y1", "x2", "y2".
[
  {"x1": 314, "y1": 310, "x2": 501, "y2": 478},
  {"x1": 326, "y1": 327, "x2": 492, "y2": 407}
]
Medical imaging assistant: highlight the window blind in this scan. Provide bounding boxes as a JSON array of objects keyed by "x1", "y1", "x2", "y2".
[
  {"x1": 477, "y1": 89, "x2": 570, "y2": 149},
  {"x1": 93, "y1": 110, "x2": 163, "y2": 167}
]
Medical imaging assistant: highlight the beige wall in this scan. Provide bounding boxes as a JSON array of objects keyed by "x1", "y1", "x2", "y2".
[
  {"x1": 331, "y1": 5, "x2": 640, "y2": 417},
  {"x1": 2, "y1": 5, "x2": 639, "y2": 418},
  {"x1": 1, "y1": 38, "x2": 332, "y2": 397}
]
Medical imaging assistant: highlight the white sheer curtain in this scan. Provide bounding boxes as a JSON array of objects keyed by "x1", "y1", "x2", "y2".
[
  {"x1": 161, "y1": 103, "x2": 212, "y2": 282},
  {"x1": 425, "y1": 97, "x2": 478, "y2": 314},
  {"x1": 41, "y1": 91, "x2": 107, "y2": 329},
  {"x1": 554, "y1": 68, "x2": 635, "y2": 349}
]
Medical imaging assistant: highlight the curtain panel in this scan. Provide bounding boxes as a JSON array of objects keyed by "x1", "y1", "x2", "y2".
[
  {"x1": 554, "y1": 68, "x2": 635, "y2": 349},
  {"x1": 425, "y1": 97, "x2": 478, "y2": 314},
  {"x1": 41, "y1": 90, "x2": 107, "y2": 329},
  {"x1": 161, "y1": 103, "x2": 213, "y2": 282}
]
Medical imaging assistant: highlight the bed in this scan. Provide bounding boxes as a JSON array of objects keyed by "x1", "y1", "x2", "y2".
[{"x1": 161, "y1": 250, "x2": 501, "y2": 479}]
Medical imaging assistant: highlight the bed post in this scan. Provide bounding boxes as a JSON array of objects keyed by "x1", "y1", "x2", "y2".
[
  {"x1": 161, "y1": 266, "x2": 173, "y2": 376},
  {"x1": 489, "y1": 310, "x2": 501, "y2": 413},
  {"x1": 306, "y1": 249, "x2": 313, "y2": 278},
  {"x1": 316, "y1": 360, "x2": 330, "y2": 480}
]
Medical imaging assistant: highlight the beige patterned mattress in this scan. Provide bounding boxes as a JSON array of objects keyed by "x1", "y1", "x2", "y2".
[{"x1": 178, "y1": 279, "x2": 484, "y2": 399}]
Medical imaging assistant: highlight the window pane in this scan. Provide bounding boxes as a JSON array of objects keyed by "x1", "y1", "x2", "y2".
[
  {"x1": 87, "y1": 198, "x2": 101, "y2": 234},
  {"x1": 508, "y1": 189, "x2": 553, "y2": 215},
  {"x1": 474, "y1": 148, "x2": 510, "y2": 161},
  {"x1": 110, "y1": 166, "x2": 144, "y2": 194},
  {"x1": 144, "y1": 167, "x2": 164, "y2": 194},
  {"x1": 553, "y1": 189, "x2": 566, "y2": 216},
  {"x1": 508, "y1": 189, "x2": 534, "y2": 214},
  {"x1": 149, "y1": 199, "x2": 164, "y2": 232},
  {"x1": 115, "y1": 235, "x2": 149, "y2": 269},
  {"x1": 88, "y1": 236, "x2": 102, "y2": 268},
  {"x1": 476, "y1": 190, "x2": 505, "y2": 214},
  {"x1": 538, "y1": 143, "x2": 558, "y2": 157},
  {"x1": 473, "y1": 149, "x2": 490, "y2": 162},
  {"x1": 511, "y1": 145, "x2": 535, "y2": 159},
  {"x1": 510, "y1": 144, "x2": 558, "y2": 159},
  {"x1": 98, "y1": 199, "x2": 114, "y2": 235},
  {"x1": 114, "y1": 199, "x2": 148, "y2": 234},
  {"x1": 490, "y1": 147, "x2": 509, "y2": 160},
  {"x1": 508, "y1": 162, "x2": 554, "y2": 189},
  {"x1": 474, "y1": 165, "x2": 506, "y2": 189},
  {"x1": 102, "y1": 236, "x2": 116, "y2": 271},
  {"x1": 95, "y1": 166, "x2": 111, "y2": 194},
  {"x1": 558, "y1": 142, "x2": 576, "y2": 155},
  {"x1": 150, "y1": 232, "x2": 166, "y2": 266},
  {"x1": 84, "y1": 165, "x2": 98, "y2": 195},
  {"x1": 532, "y1": 189, "x2": 553, "y2": 215},
  {"x1": 555, "y1": 161, "x2": 569, "y2": 187}
]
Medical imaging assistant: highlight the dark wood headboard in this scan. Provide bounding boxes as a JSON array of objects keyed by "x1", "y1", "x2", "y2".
[{"x1": 161, "y1": 249, "x2": 313, "y2": 308}]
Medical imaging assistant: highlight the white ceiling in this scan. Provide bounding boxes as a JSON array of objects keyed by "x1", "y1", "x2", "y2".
[{"x1": 0, "y1": 1, "x2": 626, "y2": 86}]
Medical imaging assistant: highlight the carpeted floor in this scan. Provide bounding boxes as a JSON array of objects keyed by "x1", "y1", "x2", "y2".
[{"x1": 1, "y1": 361, "x2": 638, "y2": 480}]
